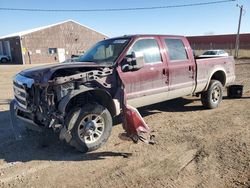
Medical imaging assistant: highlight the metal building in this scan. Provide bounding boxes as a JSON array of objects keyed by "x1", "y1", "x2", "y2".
[
  {"x1": 0, "y1": 20, "x2": 107, "y2": 64},
  {"x1": 187, "y1": 33, "x2": 250, "y2": 57}
]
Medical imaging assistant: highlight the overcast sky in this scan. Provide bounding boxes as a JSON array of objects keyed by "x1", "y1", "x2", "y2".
[{"x1": 0, "y1": 0, "x2": 249, "y2": 37}]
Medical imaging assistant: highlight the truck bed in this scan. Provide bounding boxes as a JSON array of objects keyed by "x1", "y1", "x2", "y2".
[{"x1": 195, "y1": 56, "x2": 235, "y2": 93}]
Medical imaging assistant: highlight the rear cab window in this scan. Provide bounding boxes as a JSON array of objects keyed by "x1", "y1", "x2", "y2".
[
  {"x1": 164, "y1": 38, "x2": 188, "y2": 62},
  {"x1": 127, "y1": 38, "x2": 162, "y2": 64}
]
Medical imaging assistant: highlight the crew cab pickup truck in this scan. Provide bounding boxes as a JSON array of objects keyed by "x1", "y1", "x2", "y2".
[{"x1": 11, "y1": 35, "x2": 235, "y2": 152}]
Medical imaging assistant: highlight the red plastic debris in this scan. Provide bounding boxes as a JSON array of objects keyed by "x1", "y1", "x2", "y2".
[{"x1": 123, "y1": 104, "x2": 150, "y2": 136}]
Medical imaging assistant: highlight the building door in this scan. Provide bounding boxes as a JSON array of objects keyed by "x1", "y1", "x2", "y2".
[
  {"x1": 58, "y1": 48, "x2": 66, "y2": 63},
  {"x1": 0, "y1": 41, "x2": 3, "y2": 55},
  {"x1": 4, "y1": 41, "x2": 11, "y2": 60}
]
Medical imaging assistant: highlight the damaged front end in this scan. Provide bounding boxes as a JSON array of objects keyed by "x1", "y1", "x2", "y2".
[
  {"x1": 10, "y1": 62, "x2": 154, "y2": 151},
  {"x1": 11, "y1": 64, "x2": 114, "y2": 134}
]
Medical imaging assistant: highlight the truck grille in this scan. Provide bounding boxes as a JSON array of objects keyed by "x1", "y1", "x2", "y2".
[
  {"x1": 13, "y1": 81, "x2": 28, "y2": 109},
  {"x1": 13, "y1": 74, "x2": 34, "y2": 110}
]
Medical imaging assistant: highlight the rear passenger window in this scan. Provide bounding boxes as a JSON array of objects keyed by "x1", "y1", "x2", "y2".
[
  {"x1": 165, "y1": 39, "x2": 188, "y2": 61},
  {"x1": 127, "y1": 39, "x2": 161, "y2": 64}
]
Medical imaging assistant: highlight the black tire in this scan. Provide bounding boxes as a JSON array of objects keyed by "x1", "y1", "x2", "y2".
[
  {"x1": 1, "y1": 58, "x2": 8, "y2": 63},
  {"x1": 201, "y1": 80, "x2": 223, "y2": 109},
  {"x1": 65, "y1": 103, "x2": 112, "y2": 153}
]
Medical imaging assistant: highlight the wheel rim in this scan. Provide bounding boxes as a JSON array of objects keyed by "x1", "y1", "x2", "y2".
[
  {"x1": 211, "y1": 86, "x2": 221, "y2": 103},
  {"x1": 78, "y1": 114, "x2": 105, "y2": 144}
]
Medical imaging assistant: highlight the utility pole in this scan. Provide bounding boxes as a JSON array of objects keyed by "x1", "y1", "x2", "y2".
[{"x1": 235, "y1": 4, "x2": 243, "y2": 59}]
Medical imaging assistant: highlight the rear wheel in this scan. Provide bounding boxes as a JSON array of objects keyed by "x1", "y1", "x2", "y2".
[
  {"x1": 66, "y1": 103, "x2": 112, "y2": 153},
  {"x1": 201, "y1": 80, "x2": 223, "y2": 109}
]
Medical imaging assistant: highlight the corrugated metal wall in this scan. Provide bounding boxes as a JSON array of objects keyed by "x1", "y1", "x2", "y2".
[{"x1": 187, "y1": 33, "x2": 250, "y2": 57}]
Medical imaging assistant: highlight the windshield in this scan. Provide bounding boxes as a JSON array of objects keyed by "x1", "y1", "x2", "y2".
[{"x1": 76, "y1": 38, "x2": 130, "y2": 64}]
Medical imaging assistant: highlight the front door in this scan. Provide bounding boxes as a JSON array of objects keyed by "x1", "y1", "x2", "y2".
[{"x1": 118, "y1": 37, "x2": 169, "y2": 108}]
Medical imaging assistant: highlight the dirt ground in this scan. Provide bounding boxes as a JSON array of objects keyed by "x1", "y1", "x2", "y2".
[{"x1": 0, "y1": 60, "x2": 249, "y2": 188}]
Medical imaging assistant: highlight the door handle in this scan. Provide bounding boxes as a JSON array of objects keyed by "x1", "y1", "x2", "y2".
[
  {"x1": 188, "y1": 66, "x2": 194, "y2": 79},
  {"x1": 162, "y1": 69, "x2": 166, "y2": 76},
  {"x1": 162, "y1": 69, "x2": 169, "y2": 83}
]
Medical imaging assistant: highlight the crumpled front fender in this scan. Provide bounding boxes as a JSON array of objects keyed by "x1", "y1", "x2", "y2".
[{"x1": 57, "y1": 87, "x2": 94, "y2": 115}]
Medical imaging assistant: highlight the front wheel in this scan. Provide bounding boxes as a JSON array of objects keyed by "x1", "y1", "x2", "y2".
[
  {"x1": 201, "y1": 80, "x2": 223, "y2": 109},
  {"x1": 66, "y1": 103, "x2": 112, "y2": 153}
]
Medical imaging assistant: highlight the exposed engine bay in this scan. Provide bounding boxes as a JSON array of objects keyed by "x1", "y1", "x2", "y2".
[
  {"x1": 12, "y1": 64, "x2": 152, "y2": 151},
  {"x1": 13, "y1": 66, "x2": 115, "y2": 131}
]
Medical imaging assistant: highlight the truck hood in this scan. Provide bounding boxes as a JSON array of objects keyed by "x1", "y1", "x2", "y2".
[{"x1": 20, "y1": 62, "x2": 113, "y2": 84}]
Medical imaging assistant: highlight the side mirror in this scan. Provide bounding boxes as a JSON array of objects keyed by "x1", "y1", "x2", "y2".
[{"x1": 122, "y1": 51, "x2": 145, "y2": 72}]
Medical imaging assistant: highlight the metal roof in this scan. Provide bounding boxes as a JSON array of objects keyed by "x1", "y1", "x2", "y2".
[
  {"x1": 187, "y1": 33, "x2": 250, "y2": 44},
  {"x1": 0, "y1": 20, "x2": 107, "y2": 39},
  {"x1": 187, "y1": 32, "x2": 250, "y2": 38}
]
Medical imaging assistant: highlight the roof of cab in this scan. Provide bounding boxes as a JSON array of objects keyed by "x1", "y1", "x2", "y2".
[{"x1": 107, "y1": 34, "x2": 184, "y2": 40}]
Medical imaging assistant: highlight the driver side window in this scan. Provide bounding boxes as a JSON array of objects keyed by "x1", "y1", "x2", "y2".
[{"x1": 127, "y1": 39, "x2": 162, "y2": 64}]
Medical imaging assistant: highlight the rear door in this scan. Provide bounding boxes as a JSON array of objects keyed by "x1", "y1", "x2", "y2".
[
  {"x1": 117, "y1": 37, "x2": 169, "y2": 107},
  {"x1": 161, "y1": 37, "x2": 195, "y2": 95}
]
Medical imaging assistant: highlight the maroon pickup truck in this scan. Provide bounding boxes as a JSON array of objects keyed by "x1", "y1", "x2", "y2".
[{"x1": 11, "y1": 35, "x2": 235, "y2": 152}]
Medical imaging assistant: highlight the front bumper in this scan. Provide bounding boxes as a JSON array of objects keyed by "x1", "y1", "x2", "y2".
[{"x1": 10, "y1": 99, "x2": 43, "y2": 132}]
